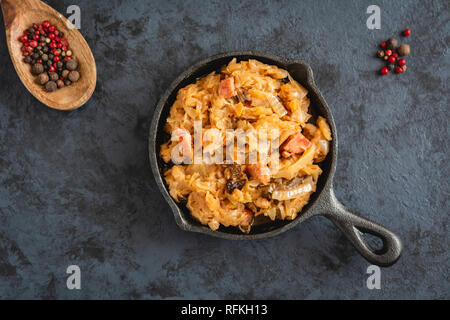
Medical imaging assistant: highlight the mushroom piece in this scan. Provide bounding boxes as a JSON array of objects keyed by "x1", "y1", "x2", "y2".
[
  {"x1": 271, "y1": 180, "x2": 313, "y2": 201},
  {"x1": 224, "y1": 164, "x2": 247, "y2": 194},
  {"x1": 259, "y1": 176, "x2": 307, "y2": 200}
]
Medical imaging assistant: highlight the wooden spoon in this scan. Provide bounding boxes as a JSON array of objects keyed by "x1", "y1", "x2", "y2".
[{"x1": 0, "y1": 0, "x2": 96, "y2": 111}]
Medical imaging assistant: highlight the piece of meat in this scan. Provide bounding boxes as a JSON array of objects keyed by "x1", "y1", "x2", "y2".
[
  {"x1": 242, "y1": 208, "x2": 254, "y2": 225},
  {"x1": 280, "y1": 132, "x2": 311, "y2": 155},
  {"x1": 218, "y1": 77, "x2": 236, "y2": 98},
  {"x1": 247, "y1": 163, "x2": 271, "y2": 184},
  {"x1": 171, "y1": 128, "x2": 192, "y2": 162},
  {"x1": 239, "y1": 208, "x2": 254, "y2": 233}
]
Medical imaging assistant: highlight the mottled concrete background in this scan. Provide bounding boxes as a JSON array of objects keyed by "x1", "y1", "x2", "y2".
[{"x1": 0, "y1": 0, "x2": 448, "y2": 299}]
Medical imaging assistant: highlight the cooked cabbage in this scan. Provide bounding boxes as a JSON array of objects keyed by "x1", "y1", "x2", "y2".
[{"x1": 160, "y1": 58, "x2": 332, "y2": 232}]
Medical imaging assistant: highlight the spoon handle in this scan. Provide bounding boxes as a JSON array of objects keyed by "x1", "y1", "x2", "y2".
[
  {"x1": 1, "y1": 0, "x2": 42, "y2": 30},
  {"x1": 1, "y1": 0, "x2": 41, "y2": 7},
  {"x1": 1, "y1": 0, "x2": 19, "y2": 29}
]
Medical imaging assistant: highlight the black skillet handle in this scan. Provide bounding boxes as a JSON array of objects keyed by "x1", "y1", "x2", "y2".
[{"x1": 321, "y1": 189, "x2": 402, "y2": 267}]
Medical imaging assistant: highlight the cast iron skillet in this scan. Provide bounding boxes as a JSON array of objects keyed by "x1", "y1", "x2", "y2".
[{"x1": 149, "y1": 51, "x2": 402, "y2": 267}]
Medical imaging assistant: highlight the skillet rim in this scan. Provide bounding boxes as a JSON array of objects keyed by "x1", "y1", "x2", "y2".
[{"x1": 149, "y1": 51, "x2": 338, "y2": 240}]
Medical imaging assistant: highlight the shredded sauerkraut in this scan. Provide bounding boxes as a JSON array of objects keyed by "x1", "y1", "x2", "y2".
[{"x1": 160, "y1": 58, "x2": 332, "y2": 233}]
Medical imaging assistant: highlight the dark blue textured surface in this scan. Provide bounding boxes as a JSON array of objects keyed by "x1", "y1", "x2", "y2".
[{"x1": 0, "y1": 0, "x2": 448, "y2": 299}]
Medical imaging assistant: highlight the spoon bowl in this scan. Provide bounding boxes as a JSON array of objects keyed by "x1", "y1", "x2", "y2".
[{"x1": 1, "y1": 0, "x2": 96, "y2": 110}]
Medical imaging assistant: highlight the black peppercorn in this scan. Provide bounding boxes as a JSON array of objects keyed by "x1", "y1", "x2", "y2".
[
  {"x1": 31, "y1": 63, "x2": 44, "y2": 75},
  {"x1": 398, "y1": 44, "x2": 410, "y2": 56},
  {"x1": 65, "y1": 80, "x2": 72, "y2": 86},
  {"x1": 24, "y1": 56, "x2": 32, "y2": 64},
  {"x1": 32, "y1": 53, "x2": 39, "y2": 59},
  {"x1": 45, "y1": 81, "x2": 57, "y2": 92},
  {"x1": 47, "y1": 60, "x2": 53, "y2": 67},
  {"x1": 43, "y1": 46, "x2": 49, "y2": 53},
  {"x1": 66, "y1": 59, "x2": 78, "y2": 71},
  {"x1": 48, "y1": 54, "x2": 54, "y2": 60},
  {"x1": 38, "y1": 72, "x2": 49, "y2": 85},
  {"x1": 49, "y1": 72, "x2": 59, "y2": 82},
  {"x1": 42, "y1": 54, "x2": 48, "y2": 61},
  {"x1": 57, "y1": 62, "x2": 63, "y2": 69},
  {"x1": 377, "y1": 50, "x2": 385, "y2": 58},
  {"x1": 387, "y1": 63, "x2": 395, "y2": 71},
  {"x1": 386, "y1": 37, "x2": 398, "y2": 50},
  {"x1": 68, "y1": 71, "x2": 80, "y2": 82},
  {"x1": 62, "y1": 70, "x2": 70, "y2": 78}
]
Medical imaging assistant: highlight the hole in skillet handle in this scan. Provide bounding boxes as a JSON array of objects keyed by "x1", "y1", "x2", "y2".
[{"x1": 362, "y1": 233, "x2": 385, "y2": 253}]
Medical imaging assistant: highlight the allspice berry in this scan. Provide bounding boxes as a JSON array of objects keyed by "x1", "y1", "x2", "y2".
[
  {"x1": 68, "y1": 71, "x2": 80, "y2": 82},
  {"x1": 56, "y1": 79, "x2": 65, "y2": 88},
  {"x1": 38, "y1": 72, "x2": 49, "y2": 85},
  {"x1": 386, "y1": 37, "x2": 398, "y2": 50},
  {"x1": 66, "y1": 59, "x2": 78, "y2": 71},
  {"x1": 398, "y1": 44, "x2": 410, "y2": 56},
  {"x1": 65, "y1": 80, "x2": 72, "y2": 86},
  {"x1": 49, "y1": 72, "x2": 59, "y2": 82},
  {"x1": 45, "y1": 81, "x2": 57, "y2": 92},
  {"x1": 62, "y1": 70, "x2": 70, "y2": 78},
  {"x1": 31, "y1": 63, "x2": 44, "y2": 75}
]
